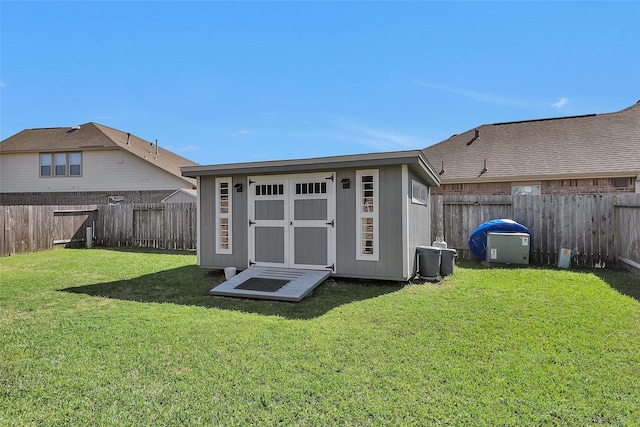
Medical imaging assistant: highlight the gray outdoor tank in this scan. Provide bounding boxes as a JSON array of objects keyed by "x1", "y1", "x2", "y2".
[{"x1": 417, "y1": 246, "x2": 441, "y2": 281}]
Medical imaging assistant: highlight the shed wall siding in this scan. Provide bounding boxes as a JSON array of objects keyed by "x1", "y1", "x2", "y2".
[
  {"x1": 197, "y1": 165, "x2": 429, "y2": 281},
  {"x1": 198, "y1": 176, "x2": 248, "y2": 270},
  {"x1": 335, "y1": 165, "x2": 405, "y2": 280},
  {"x1": 0, "y1": 151, "x2": 191, "y2": 193},
  {"x1": 407, "y1": 169, "x2": 432, "y2": 276}
]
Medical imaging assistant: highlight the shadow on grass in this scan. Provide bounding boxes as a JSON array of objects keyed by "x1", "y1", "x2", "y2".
[
  {"x1": 455, "y1": 258, "x2": 485, "y2": 269},
  {"x1": 59, "y1": 265, "x2": 403, "y2": 320},
  {"x1": 593, "y1": 268, "x2": 640, "y2": 303},
  {"x1": 93, "y1": 245, "x2": 197, "y2": 256},
  {"x1": 457, "y1": 257, "x2": 640, "y2": 302}
]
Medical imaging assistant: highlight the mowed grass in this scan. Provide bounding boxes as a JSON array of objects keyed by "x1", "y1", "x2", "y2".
[{"x1": 1, "y1": 249, "x2": 639, "y2": 426}]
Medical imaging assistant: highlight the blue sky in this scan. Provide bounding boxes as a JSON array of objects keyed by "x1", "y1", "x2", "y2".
[{"x1": 2, "y1": 1, "x2": 639, "y2": 165}]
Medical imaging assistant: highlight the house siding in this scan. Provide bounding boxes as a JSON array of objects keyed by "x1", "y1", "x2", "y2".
[
  {"x1": 0, "y1": 150, "x2": 192, "y2": 193},
  {"x1": 1, "y1": 150, "x2": 194, "y2": 205}
]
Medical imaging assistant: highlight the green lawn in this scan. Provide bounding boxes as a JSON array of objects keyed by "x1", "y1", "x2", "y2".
[{"x1": 1, "y1": 248, "x2": 639, "y2": 426}]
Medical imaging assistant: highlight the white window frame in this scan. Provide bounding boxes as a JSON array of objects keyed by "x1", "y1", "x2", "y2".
[
  {"x1": 108, "y1": 196, "x2": 125, "y2": 205},
  {"x1": 40, "y1": 152, "x2": 82, "y2": 177},
  {"x1": 411, "y1": 180, "x2": 429, "y2": 206},
  {"x1": 356, "y1": 169, "x2": 379, "y2": 261},
  {"x1": 40, "y1": 153, "x2": 52, "y2": 176},
  {"x1": 511, "y1": 183, "x2": 541, "y2": 196},
  {"x1": 69, "y1": 152, "x2": 82, "y2": 176},
  {"x1": 215, "y1": 177, "x2": 232, "y2": 254},
  {"x1": 54, "y1": 153, "x2": 67, "y2": 176}
]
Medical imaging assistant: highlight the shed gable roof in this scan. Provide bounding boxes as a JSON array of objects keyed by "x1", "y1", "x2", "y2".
[
  {"x1": 422, "y1": 101, "x2": 640, "y2": 183},
  {"x1": 0, "y1": 122, "x2": 197, "y2": 186}
]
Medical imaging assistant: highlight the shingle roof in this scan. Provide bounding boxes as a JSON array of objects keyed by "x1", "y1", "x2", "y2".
[
  {"x1": 0, "y1": 122, "x2": 198, "y2": 186},
  {"x1": 422, "y1": 101, "x2": 640, "y2": 183}
]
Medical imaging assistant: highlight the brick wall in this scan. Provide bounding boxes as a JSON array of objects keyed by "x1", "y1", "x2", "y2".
[
  {"x1": 431, "y1": 177, "x2": 636, "y2": 196},
  {"x1": 541, "y1": 178, "x2": 636, "y2": 195},
  {"x1": 431, "y1": 182, "x2": 511, "y2": 196},
  {"x1": 0, "y1": 190, "x2": 176, "y2": 206}
]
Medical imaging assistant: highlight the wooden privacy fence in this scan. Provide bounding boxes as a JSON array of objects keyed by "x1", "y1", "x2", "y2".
[
  {"x1": 1, "y1": 203, "x2": 197, "y2": 257},
  {"x1": 431, "y1": 194, "x2": 640, "y2": 268},
  {"x1": 2, "y1": 197, "x2": 639, "y2": 270},
  {"x1": 94, "y1": 203, "x2": 197, "y2": 250},
  {"x1": 1, "y1": 205, "x2": 98, "y2": 256}
]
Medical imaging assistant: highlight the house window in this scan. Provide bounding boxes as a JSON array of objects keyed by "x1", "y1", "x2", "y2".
[
  {"x1": 356, "y1": 169, "x2": 379, "y2": 261},
  {"x1": 40, "y1": 154, "x2": 52, "y2": 176},
  {"x1": 69, "y1": 153, "x2": 82, "y2": 176},
  {"x1": 411, "y1": 180, "x2": 429, "y2": 205},
  {"x1": 512, "y1": 185, "x2": 541, "y2": 195},
  {"x1": 108, "y1": 196, "x2": 125, "y2": 205},
  {"x1": 613, "y1": 178, "x2": 629, "y2": 188},
  {"x1": 54, "y1": 153, "x2": 67, "y2": 176},
  {"x1": 216, "y1": 177, "x2": 232, "y2": 254},
  {"x1": 40, "y1": 152, "x2": 82, "y2": 177}
]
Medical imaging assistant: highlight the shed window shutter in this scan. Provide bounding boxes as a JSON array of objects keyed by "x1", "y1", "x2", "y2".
[
  {"x1": 356, "y1": 169, "x2": 379, "y2": 261},
  {"x1": 216, "y1": 177, "x2": 232, "y2": 254}
]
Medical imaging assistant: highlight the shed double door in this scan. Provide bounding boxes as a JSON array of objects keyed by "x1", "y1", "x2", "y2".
[{"x1": 248, "y1": 172, "x2": 336, "y2": 271}]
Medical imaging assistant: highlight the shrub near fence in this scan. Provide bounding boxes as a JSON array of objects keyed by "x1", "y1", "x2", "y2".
[{"x1": 431, "y1": 194, "x2": 640, "y2": 268}]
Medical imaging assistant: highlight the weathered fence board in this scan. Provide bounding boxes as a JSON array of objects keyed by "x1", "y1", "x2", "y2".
[
  {"x1": 1, "y1": 205, "x2": 96, "y2": 256},
  {"x1": 1, "y1": 203, "x2": 197, "y2": 256},
  {"x1": 431, "y1": 194, "x2": 638, "y2": 268},
  {"x1": 432, "y1": 195, "x2": 513, "y2": 260},
  {"x1": 2, "y1": 196, "x2": 638, "y2": 271},
  {"x1": 615, "y1": 194, "x2": 640, "y2": 272},
  {"x1": 94, "y1": 203, "x2": 197, "y2": 250}
]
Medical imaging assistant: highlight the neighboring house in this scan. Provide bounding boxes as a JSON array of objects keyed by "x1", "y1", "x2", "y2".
[
  {"x1": 0, "y1": 122, "x2": 198, "y2": 205},
  {"x1": 181, "y1": 150, "x2": 440, "y2": 281},
  {"x1": 422, "y1": 101, "x2": 640, "y2": 196}
]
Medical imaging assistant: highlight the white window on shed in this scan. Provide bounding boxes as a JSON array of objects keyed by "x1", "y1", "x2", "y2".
[
  {"x1": 356, "y1": 169, "x2": 379, "y2": 261},
  {"x1": 216, "y1": 177, "x2": 232, "y2": 254},
  {"x1": 411, "y1": 180, "x2": 429, "y2": 205}
]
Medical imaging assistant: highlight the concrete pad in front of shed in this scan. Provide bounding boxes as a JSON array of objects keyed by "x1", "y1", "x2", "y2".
[{"x1": 210, "y1": 267, "x2": 331, "y2": 302}]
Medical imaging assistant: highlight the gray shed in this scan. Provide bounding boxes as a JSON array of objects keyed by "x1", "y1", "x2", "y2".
[{"x1": 181, "y1": 150, "x2": 440, "y2": 282}]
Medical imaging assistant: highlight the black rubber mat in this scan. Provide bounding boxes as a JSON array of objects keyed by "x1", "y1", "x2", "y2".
[{"x1": 234, "y1": 277, "x2": 290, "y2": 292}]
